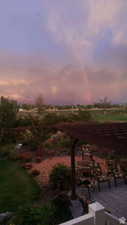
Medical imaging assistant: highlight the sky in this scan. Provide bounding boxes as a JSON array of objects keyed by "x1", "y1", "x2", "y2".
[{"x1": 0, "y1": 0, "x2": 127, "y2": 104}]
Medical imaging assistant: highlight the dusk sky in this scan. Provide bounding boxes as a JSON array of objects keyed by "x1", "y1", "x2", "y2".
[{"x1": 1, "y1": 0, "x2": 127, "y2": 104}]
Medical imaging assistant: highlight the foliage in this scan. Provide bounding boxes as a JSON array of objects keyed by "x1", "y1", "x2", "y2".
[
  {"x1": 12, "y1": 198, "x2": 72, "y2": 225},
  {"x1": 11, "y1": 204, "x2": 55, "y2": 225},
  {"x1": 43, "y1": 110, "x2": 93, "y2": 126},
  {"x1": 44, "y1": 135, "x2": 71, "y2": 151},
  {"x1": 0, "y1": 96, "x2": 19, "y2": 143},
  {"x1": 43, "y1": 113, "x2": 67, "y2": 125},
  {"x1": 77, "y1": 110, "x2": 93, "y2": 121},
  {"x1": 15, "y1": 117, "x2": 33, "y2": 127},
  {"x1": 55, "y1": 136, "x2": 71, "y2": 148},
  {"x1": 0, "y1": 96, "x2": 19, "y2": 128},
  {"x1": 49, "y1": 164, "x2": 71, "y2": 190},
  {"x1": 18, "y1": 152, "x2": 33, "y2": 162},
  {"x1": 19, "y1": 116, "x2": 52, "y2": 151},
  {"x1": 31, "y1": 169, "x2": 40, "y2": 176},
  {"x1": 36, "y1": 156, "x2": 42, "y2": 162},
  {"x1": 0, "y1": 160, "x2": 40, "y2": 212},
  {"x1": 94, "y1": 97, "x2": 111, "y2": 108},
  {"x1": 35, "y1": 94, "x2": 45, "y2": 114},
  {"x1": 52, "y1": 193, "x2": 72, "y2": 224},
  {"x1": 21, "y1": 103, "x2": 34, "y2": 110},
  {"x1": 25, "y1": 116, "x2": 53, "y2": 150},
  {"x1": 0, "y1": 144, "x2": 18, "y2": 160},
  {"x1": 21, "y1": 129, "x2": 33, "y2": 144},
  {"x1": 22, "y1": 163, "x2": 33, "y2": 170}
]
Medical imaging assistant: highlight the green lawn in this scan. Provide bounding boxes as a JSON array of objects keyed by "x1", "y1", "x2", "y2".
[
  {"x1": 0, "y1": 160, "x2": 40, "y2": 212},
  {"x1": 92, "y1": 112, "x2": 127, "y2": 122}
]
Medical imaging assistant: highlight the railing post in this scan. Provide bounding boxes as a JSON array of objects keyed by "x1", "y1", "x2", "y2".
[{"x1": 89, "y1": 202, "x2": 105, "y2": 225}]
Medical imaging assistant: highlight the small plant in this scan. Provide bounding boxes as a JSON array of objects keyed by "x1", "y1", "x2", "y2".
[
  {"x1": 52, "y1": 193, "x2": 72, "y2": 224},
  {"x1": 18, "y1": 152, "x2": 33, "y2": 162},
  {"x1": 52, "y1": 193, "x2": 71, "y2": 209},
  {"x1": 31, "y1": 169, "x2": 40, "y2": 176},
  {"x1": 0, "y1": 144, "x2": 17, "y2": 159},
  {"x1": 49, "y1": 164, "x2": 71, "y2": 190},
  {"x1": 22, "y1": 163, "x2": 33, "y2": 170},
  {"x1": 36, "y1": 156, "x2": 42, "y2": 163}
]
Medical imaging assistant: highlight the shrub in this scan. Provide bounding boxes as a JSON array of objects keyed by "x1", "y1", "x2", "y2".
[
  {"x1": 31, "y1": 169, "x2": 40, "y2": 176},
  {"x1": 18, "y1": 152, "x2": 33, "y2": 162},
  {"x1": 36, "y1": 156, "x2": 42, "y2": 163},
  {"x1": 52, "y1": 193, "x2": 71, "y2": 209},
  {"x1": 11, "y1": 200, "x2": 72, "y2": 225},
  {"x1": 22, "y1": 163, "x2": 33, "y2": 170},
  {"x1": 0, "y1": 144, "x2": 18, "y2": 160},
  {"x1": 77, "y1": 110, "x2": 93, "y2": 121},
  {"x1": 12, "y1": 204, "x2": 55, "y2": 225},
  {"x1": 52, "y1": 193, "x2": 72, "y2": 224},
  {"x1": 49, "y1": 164, "x2": 71, "y2": 190}
]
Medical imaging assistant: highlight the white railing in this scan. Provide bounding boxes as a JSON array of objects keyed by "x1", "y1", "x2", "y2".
[{"x1": 59, "y1": 202, "x2": 127, "y2": 225}]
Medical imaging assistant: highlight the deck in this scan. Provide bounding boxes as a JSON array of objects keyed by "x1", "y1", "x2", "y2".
[{"x1": 78, "y1": 180, "x2": 127, "y2": 219}]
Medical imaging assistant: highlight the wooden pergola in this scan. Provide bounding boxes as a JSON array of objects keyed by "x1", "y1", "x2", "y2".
[{"x1": 55, "y1": 122, "x2": 127, "y2": 199}]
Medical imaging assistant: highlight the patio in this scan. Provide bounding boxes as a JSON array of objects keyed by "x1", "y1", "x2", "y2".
[{"x1": 78, "y1": 181, "x2": 127, "y2": 219}]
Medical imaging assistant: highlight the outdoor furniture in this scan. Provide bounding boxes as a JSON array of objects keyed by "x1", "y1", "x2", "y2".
[
  {"x1": 96, "y1": 175, "x2": 112, "y2": 191},
  {"x1": 106, "y1": 159, "x2": 123, "y2": 187},
  {"x1": 79, "y1": 178, "x2": 91, "y2": 200},
  {"x1": 119, "y1": 160, "x2": 127, "y2": 184}
]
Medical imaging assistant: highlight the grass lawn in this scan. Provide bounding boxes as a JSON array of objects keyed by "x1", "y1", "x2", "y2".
[
  {"x1": 92, "y1": 112, "x2": 127, "y2": 122},
  {"x1": 0, "y1": 160, "x2": 40, "y2": 212}
]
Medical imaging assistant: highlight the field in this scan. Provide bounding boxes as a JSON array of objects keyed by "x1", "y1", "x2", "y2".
[
  {"x1": 0, "y1": 160, "x2": 40, "y2": 212},
  {"x1": 91, "y1": 111, "x2": 127, "y2": 122}
]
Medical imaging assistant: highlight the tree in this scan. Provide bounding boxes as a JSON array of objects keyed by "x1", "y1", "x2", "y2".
[
  {"x1": 21, "y1": 103, "x2": 34, "y2": 110},
  {"x1": 94, "y1": 97, "x2": 111, "y2": 108},
  {"x1": 0, "y1": 96, "x2": 19, "y2": 143},
  {"x1": 23, "y1": 114, "x2": 52, "y2": 151},
  {"x1": 35, "y1": 94, "x2": 45, "y2": 114},
  {"x1": 0, "y1": 96, "x2": 19, "y2": 128}
]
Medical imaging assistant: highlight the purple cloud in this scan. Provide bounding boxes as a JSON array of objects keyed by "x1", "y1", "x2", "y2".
[{"x1": 0, "y1": 1, "x2": 127, "y2": 103}]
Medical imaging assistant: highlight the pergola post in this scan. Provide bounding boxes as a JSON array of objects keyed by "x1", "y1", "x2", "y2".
[{"x1": 70, "y1": 138, "x2": 78, "y2": 200}]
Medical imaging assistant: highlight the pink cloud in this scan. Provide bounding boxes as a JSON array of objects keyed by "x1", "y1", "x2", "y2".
[{"x1": 0, "y1": 55, "x2": 127, "y2": 104}]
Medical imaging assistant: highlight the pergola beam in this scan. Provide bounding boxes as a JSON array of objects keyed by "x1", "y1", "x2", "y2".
[{"x1": 70, "y1": 138, "x2": 79, "y2": 199}]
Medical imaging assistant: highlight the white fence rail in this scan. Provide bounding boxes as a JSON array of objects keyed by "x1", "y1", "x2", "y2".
[{"x1": 60, "y1": 202, "x2": 127, "y2": 225}]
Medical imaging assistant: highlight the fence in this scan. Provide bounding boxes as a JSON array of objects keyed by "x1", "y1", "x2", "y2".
[{"x1": 60, "y1": 202, "x2": 127, "y2": 225}]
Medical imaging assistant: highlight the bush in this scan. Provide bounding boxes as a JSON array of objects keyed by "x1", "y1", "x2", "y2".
[
  {"x1": 36, "y1": 156, "x2": 42, "y2": 163},
  {"x1": 52, "y1": 193, "x2": 72, "y2": 224},
  {"x1": 31, "y1": 169, "x2": 40, "y2": 176},
  {"x1": 0, "y1": 144, "x2": 18, "y2": 160},
  {"x1": 12, "y1": 204, "x2": 56, "y2": 225},
  {"x1": 77, "y1": 110, "x2": 93, "y2": 121},
  {"x1": 49, "y1": 164, "x2": 71, "y2": 190},
  {"x1": 22, "y1": 163, "x2": 33, "y2": 170},
  {"x1": 52, "y1": 193, "x2": 71, "y2": 209},
  {"x1": 18, "y1": 152, "x2": 33, "y2": 162},
  {"x1": 11, "y1": 199, "x2": 72, "y2": 225}
]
